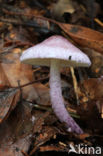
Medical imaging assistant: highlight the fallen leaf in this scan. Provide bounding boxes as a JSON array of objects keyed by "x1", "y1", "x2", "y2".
[
  {"x1": 82, "y1": 77, "x2": 103, "y2": 115},
  {"x1": 1, "y1": 51, "x2": 39, "y2": 101},
  {"x1": 0, "y1": 136, "x2": 31, "y2": 156},
  {"x1": 33, "y1": 83, "x2": 50, "y2": 105},
  {"x1": 2, "y1": 10, "x2": 103, "y2": 54},
  {"x1": 57, "y1": 23, "x2": 103, "y2": 53},
  {"x1": 30, "y1": 126, "x2": 57, "y2": 155},
  {"x1": 0, "y1": 101, "x2": 33, "y2": 156},
  {"x1": 82, "y1": 77, "x2": 103, "y2": 100},
  {"x1": 33, "y1": 111, "x2": 51, "y2": 134},
  {"x1": 5, "y1": 27, "x2": 34, "y2": 46},
  {"x1": 0, "y1": 64, "x2": 10, "y2": 89},
  {"x1": 0, "y1": 88, "x2": 20, "y2": 123},
  {"x1": 32, "y1": 16, "x2": 103, "y2": 54},
  {"x1": 85, "y1": 49, "x2": 103, "y2": 76},
  {"x1": 29, "y1": 16, "x2": 103, "y2": 54}
]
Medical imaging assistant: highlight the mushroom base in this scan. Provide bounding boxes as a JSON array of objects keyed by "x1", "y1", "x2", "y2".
[{"x1": 50, "y1": 60, "x2": 83, "y2": 134}]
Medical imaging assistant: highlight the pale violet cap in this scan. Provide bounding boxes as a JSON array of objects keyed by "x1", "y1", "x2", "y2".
[{"x1": 20, "y1": 35, "x2": 91, "y2": 67}]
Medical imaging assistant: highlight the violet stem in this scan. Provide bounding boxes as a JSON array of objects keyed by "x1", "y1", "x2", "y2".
[{"x1": 50, "y1": 60, "x2": 83, "y2": 134}]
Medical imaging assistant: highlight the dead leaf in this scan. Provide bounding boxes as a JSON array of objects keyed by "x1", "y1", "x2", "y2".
[
  {"x1": 0, "y1": 88, "x2": 20, "y2": 123},
  {"x1": 0, "y1": 64, "x2": 10, "y2": 89},
  {"x1": 0, "y1": 101, "x2": 33, "y2": 156},
  {"x1": 0, "y1": 136, "x2": 31, "y2": 156},
  {"x1": 1, "y1": 52, "x2": 39, "y2": 101},
  {"x1": 30, "y1": 126, "x2": 57, "y2": 155},
  {"x1": 79, "y1": 77, "x2": 103, "y2": 119},
  {"x1": 5, "y1": 27, "x2": 34, "y2": 46},
  {"x1": 33, "y1": 111, "x2": 51, "y2": 134},
  {"x1": 1, "y1": 9, "x2": 103, "y2": 53},
  {"x1": 31, "y1": 16, "x2": 103, "y2": 54},
  {"x1": 33, "y1": 83, "x2": 50, "y2": 105},
  {"x1": 29, "y1": 16, "x2": 103, "y2": 54},
  {"x1": 82, "y1": 77, "x2": 103, "y2": 100},
  {"x1": 84, "y1": 49, "x2": 103, "y2": 76},
  {"x1": 57, "y1": 23, "x2": 103, "y2": 53}
]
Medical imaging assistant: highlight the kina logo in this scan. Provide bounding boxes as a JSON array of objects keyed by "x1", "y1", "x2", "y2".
[{"x1": 68, "y1": 143, "x2": 102, "y2": 155}]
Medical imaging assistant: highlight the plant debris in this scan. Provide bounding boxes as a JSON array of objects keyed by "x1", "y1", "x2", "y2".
[{"x1": 0, "y1": 0, "x2": 103, "y2": 155}]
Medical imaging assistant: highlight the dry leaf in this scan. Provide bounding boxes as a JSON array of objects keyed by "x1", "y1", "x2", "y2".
[
  {"x1": 84, "y1": 49, "x2": 103, "y2": 76},
  {"x1": 31, "y1": 16, "x2": 103, "y2": 54},
  {"x1": 30, "y1": 126, "x2": 57, "y2": 155},
  {"x1": 1, "y1": 52, "x2": 39, "y2": 101},
  {"x1": 33, "y1": 83, "x2": 50, "y2": 105},
  {"x1": 0, "y1": 64, "x2": 10, "y2": 89},
  {"x1": 33, "y1": 111, "x2": 51, "y2": 134},
  {"x1": 5, "y1": 27, "x2": 33, "y2": 46},
  {"x1": 58, "y1": 23, "x2": 103, "y2": 53},
  {"x1": 82, "y1": 77, "x2": 103, "y2": 100},
  {"x1": 0, "y1": 102, "x2": 33, "y2": 156},
  {"x1": 0, "y1": 88, "x2": 20, "y2": 123},
  {"x1": 2, "y1": 8, "x2": 103, "y2": 54},
  {"x1": 79, "y1": 77, "x2": 103, "y2": 118},
  {"x1": 0, "y1": 136, "x2": 31, "y2": 156}
]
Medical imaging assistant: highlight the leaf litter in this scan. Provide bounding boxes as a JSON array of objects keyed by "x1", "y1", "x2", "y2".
[{"x1": 0, "y1": 0, "x2": 103, "y2": 155}]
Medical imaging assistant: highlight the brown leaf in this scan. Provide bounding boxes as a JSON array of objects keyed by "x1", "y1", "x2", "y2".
[
  {"x1": 0, "y1": 136, "x2": 31, "y2": 156},
  {"x1": 83, "y1": 48, "x2": 103, "y2": 76},
  {"x1": 1, "y1": 51, "x2": 39, "y2": 101},
  {"x1": 34, "y1": 83, "x2": 50, "y2": 105},
  {"x1": 0, "y1": 88, "x2": 20, "y2": 123},
  {"x1": 33, "y1": 111, "x2": 51, "y2": 134},
  {"x1": 31, "y1": 16, "x2": 103, "y2": 54},
  {"x1": 82, "y1": 78, "x2": 103, "y2": 100},
  {"x1": 30, "y1": 126, "x2": 57, "y2": 155},
  {"x1": 81, "y1": 77, "x2": 103, "y2": 116},
  {"x1": 0, "y1": 102, "x2": 33, "y2": 156},
  {"x1": 57, "y1": 23, "x2": 103, "y2": 53},
  {"x1": 0, "y1": 64, "x2": 10, "y2": 89},
  {"x1": 30, "y1": 16, "x2": 103, "y2": 54},
  {"x1": 2, "y1": 10, "x2": 103, "y2": 54},
  {"x1": 5, "y1": 27, "x2": 33, "y2": 47}
]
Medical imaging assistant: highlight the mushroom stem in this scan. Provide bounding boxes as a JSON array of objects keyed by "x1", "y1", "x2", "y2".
[{"x1": 50, "y1": 60, "x2": 83, "y2": 134}]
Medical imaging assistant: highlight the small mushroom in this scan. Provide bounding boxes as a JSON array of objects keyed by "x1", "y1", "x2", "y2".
[{"x1": 20, "y1": 35, "x2": 91, "y2": 134}]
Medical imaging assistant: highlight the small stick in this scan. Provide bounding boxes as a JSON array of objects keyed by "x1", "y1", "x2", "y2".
[
  {"x1": 70, "y1": 67, "x2": 79, "y2": 105},
  {"x1": 94, "y1": 18, "x2": 103, "y2": 27},
  {"x1": 14, "y1": 76, "x2": 49, "y2": 89}
]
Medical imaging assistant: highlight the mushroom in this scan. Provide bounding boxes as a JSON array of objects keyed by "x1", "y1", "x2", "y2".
[{"x1": 20, "y1": 35, "x2": 91, "y2": 134}]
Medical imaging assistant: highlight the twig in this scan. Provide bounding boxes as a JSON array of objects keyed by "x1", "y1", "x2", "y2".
[
  {"x1": 70, "y1": 67, "x2": 79, "y2": 105},
  {"x1": 14, "y1": 76, "x2": 49, "y2": 89}
]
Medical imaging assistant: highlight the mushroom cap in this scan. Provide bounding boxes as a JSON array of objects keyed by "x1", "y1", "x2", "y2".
[{"x1": 20, "y1": 35, "x2": 91, "y2": 67}]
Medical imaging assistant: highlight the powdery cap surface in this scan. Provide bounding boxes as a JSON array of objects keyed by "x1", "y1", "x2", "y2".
[{"x1": 20, "y1": 35, "x2": 91, "y2": 67}]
